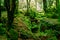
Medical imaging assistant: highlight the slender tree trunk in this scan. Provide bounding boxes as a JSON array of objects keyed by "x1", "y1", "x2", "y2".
[
  {"x1": 43, "y1": 0, "x2": 47, "y2": 12},
  {"x1": 16, "y1": 0, "x2": 19, "y2": 14},
  {"x1": 27, "y1": 0, "x2": 29, "y2": 14},
  {"x1": 35, "y1": 0, "x2": 37, "y2": 9},
  {"x1": 56, "y1": 0, "x2": 59, "y2": 10},
  {"x1": 0, "y1": 0, "x2": 2, "y2": 23},
  {"x1": 0, "y1": 8, "x2": 1, "y2": 23},
  {"x1": 26, "y1": 0, "x2": 31, "y2": 15},
  {"x1": 29, "y1": 0, "x2": 31, "y2": 9},
  {"x1": 0, "y1": 6, "x2": 1, "y2": 23}
]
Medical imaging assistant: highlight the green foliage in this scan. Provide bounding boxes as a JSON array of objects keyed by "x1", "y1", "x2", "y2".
[
  {"x1": 9, "y1": 29, "x2": 18, "y2": 40},
  {"x1": 29, "y1": 8, "x2": 45, "y2": 19},
  {"x1": 1, "y1": 0, "x2": 4, "y2": 6},
  {"x1": 20, "y1": 29, "x2": 33, "y2": 39},
  {"x1": 0, "y1": 23, "x2": 6, "y2": 35},
  {"x1": 1, "y1": 0, "x2": 60, "y2": 39},
  {"x1": 47, "y1": 36, "x2": 57, "y2": 40}
]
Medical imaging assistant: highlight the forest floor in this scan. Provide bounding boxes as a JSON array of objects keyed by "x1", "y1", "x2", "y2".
[{"x1": 1, "y1": 11, "x2": 60, "y2": 40}]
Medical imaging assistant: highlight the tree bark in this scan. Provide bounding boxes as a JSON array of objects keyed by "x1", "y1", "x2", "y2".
[
  {"x1": 0, "y1": 7, "x2": 1, "y2": 23},
  {"x1": 56, "y1": 0, "x2": 60, "y2": 14},
  {"x1": 26, "y1": 0, "x2": 31, "y2": 16},
  {"x1": 43, "y1": 0, "x2": 47, "y2": 12},
  {"x1": 27, "y1": 0, "x2": 29, "y2": 14},
  {"x1": 35, "y1": 0, "x2": 37, "y2": 9},
  {"x1": 4, "y1": 0, "x2": 16, "y2": 30},
  {"x1": 10, "y1": 0, "x2": 16, "y2": 24},
  {"x1": 0, "y1": 0, "x2": 1, "y2": 23},
  {"x1": 56, "y1": 0, "x2": 59, "y2": 10}
]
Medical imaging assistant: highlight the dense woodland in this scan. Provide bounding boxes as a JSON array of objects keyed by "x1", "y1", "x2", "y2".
[{"x1": 0, "y1": 0, "x2": 60, "y2": 40}]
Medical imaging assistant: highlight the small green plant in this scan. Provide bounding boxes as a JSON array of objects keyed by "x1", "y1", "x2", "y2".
[
  {"x1": 9, "y1": 29, "x2": 18, "y2": 40},
  {"x1": 0, "y1": 23, "x2": 6, "y2": 35}
]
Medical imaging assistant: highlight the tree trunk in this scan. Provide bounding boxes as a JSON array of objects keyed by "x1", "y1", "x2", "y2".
[
  {"x1": 0, "y1": 6, "x2": 1, "y2": 23},
  {"x1": 0, "y1": 0, "x2": 1, "y2": 23},
  {"x1": 43, "y1": 0, "x2": 47, "y2": 12},
  {"x1": 10, "y1": 0, "x2": 16, "y2": 24},
  {"x1": 56, "y1": 0, "x2": 59, "y2": 9},
  {"x1": 27, "y1": 0, "x2": 29, "y2": 14},
  {"x1": 4, "y1": 0, "x2": 10, "y2": 30},
  {"x1": 35, "y1": 0, "x2": 37, "y2": 9},
  {"x1": 26, "y1": 0, "x2": 31, "y2": 16},
  {"x1": 4, "y1": 0, "x2": 16, "y2": 30}
]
